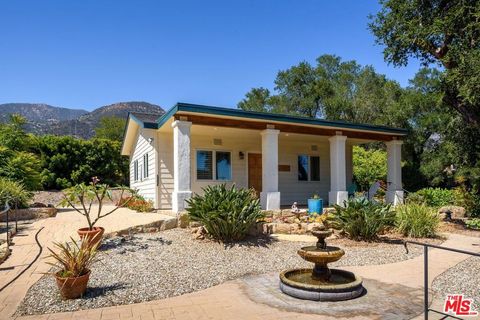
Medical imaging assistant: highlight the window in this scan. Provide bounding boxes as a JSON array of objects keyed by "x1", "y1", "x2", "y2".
[
  {"x1": 310, "y1": 156, "x2": 320, "y2": 181},
  {"x1": 196, "y1": 150, "x2": 232, "y2": 181},
  {"x1": 143, "y1": 153, "x2": 149, "y2": 178},
  {"x1": 298, "y1": 155, "x2": 309, "y2": 181},
  {"x1": 196, "y1": 150, "x2": 213, "y2": 180},
  {"x1": 298, "y1": 155, "x2": 320, "y2": 181},
  {"x1": 133, "y1": 160, "x2": 139, "y2": 182},
  {"x1": 216, "y1": 151, "x2": 231, "y2": 180}
]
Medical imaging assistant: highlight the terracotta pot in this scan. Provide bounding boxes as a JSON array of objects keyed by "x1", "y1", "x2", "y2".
[
  {"x1": 55, "y1": 269, "x2": 90, "y2": 299},
  {"x1": 77, "y1": 226, "x2": 105, "y2": 248}
]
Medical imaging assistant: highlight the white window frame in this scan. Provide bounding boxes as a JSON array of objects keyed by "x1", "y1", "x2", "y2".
[
  {"x1": 195, "y1": 149, "x2": 233, "y2": 182},
  {"x1": 143, "y1": 153, "x2": 149, "y2": 178},
  {"x1": 297, "y1": 154, "x2": 320, "y2": 182},
  {"x1": 133, "y1": 159, "x2": 139, "y2": 182}
]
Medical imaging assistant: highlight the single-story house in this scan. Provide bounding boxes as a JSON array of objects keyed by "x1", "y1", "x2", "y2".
[{"x1": 121, "y1": 103, "x2": 407, "y2": 213}]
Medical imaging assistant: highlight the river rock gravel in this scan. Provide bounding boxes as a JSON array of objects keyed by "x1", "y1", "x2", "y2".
[
  {"x1": 16, "y1": 229, "x2": 438, "y2": 315},
  {"x1": 432, "y1": 256, "x2": 480, "y2": 310}
]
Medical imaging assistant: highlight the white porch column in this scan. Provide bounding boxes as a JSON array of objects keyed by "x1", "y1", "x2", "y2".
[
  {"x1": 328, "y1": 135, "x2": 348, "y2": 206},
  {"x1": 260, "y1": 129, "x2": 280, "y2": 210},
  {"x1": 386, "y1": 140, "x2": 404, "y2": 205},
  {"x1": 172, "y1": 120, "x2": 192, "y2": 213}
]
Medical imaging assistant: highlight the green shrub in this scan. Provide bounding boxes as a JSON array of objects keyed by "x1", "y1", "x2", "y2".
[
  {"x1": 465, "y1": 218, "x2": 480, "y2": 230},
  {"x1": 407, "y1": 188, "x2": 455, "y2": 208},
  {"x1": 395, "y1": 203, "x2": 439, "y2": 238},
  {"x1": 186, "y1": 184, "x2": 264, "y2": 242},
  {"x1": 37, "y1": 135, "x2": 128, "y2": 190},
  {"x1": 327, "y1": 198, "x2": 395, "y2": 241},
  {"x1": 0, "y1": 177, "x2": 33, "y2": 208},
  {"x1": 454, "y1": 186, "x2": 480, "y2": 217},
  {"x1": 0, "y1": 146, "x2": 42, "y2": 190}
]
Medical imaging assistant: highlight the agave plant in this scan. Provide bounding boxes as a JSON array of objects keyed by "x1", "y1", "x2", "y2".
[
  {"x1": 186, "y1": 184, "x2": 264, "y2": 242},
  {"x1": 327, "y1": 198, "x2": 395, "y2": 241},
  {"x1": 47, "y1": 237, "x2": 98, "y2": 278}
]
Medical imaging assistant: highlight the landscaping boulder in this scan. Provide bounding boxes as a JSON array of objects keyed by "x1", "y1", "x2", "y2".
[
  {"x1": 274, "y1": 223, "x2": 291, "y2": 234},
  {"x1": 177, "y1": 212, "x2": 189, "y2": 228},
  {"x1": 192, "y1": 226, "x2": 207, "y2": 240},
  {"x1": 438, "y1": 206, "x2": 466, "y2": 220}
]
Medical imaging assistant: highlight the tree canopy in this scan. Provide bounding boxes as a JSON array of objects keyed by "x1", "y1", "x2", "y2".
[
  {"x1": 0, "y1": 115, "x2": 129, "y2": 190},
  {"x1": 95, "y1": 116, "x2": 126, "y2": 141},
  {"x1": 237, "y1": 52, "x2": 479, "y2": 192},
  {"x1": 238, "y1": 54, "x2": 409, "y2": 127},
  {"x1": 369, "y1": 0, "x2": 480, "y2": 125}
]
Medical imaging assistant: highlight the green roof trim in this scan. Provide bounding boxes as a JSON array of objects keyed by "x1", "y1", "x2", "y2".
[{"x1": 156, "y1": 102, "x2": 408, "y2": 135}]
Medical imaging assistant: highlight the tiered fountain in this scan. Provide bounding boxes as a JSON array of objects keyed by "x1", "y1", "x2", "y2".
[{"x1": 280, "y1": 226, "x2": 364, "y2": 301}]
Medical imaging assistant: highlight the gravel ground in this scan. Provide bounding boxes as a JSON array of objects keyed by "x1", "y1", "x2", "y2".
[
  {"x1": 432, "y1": 257, "x2": 480, "y2": 310},
  {"x1": 17, "y1": 229, "x2": 439, "y2": 315},
  {"x1": 31, "y1": 190, "x2": 127, "y2": 207}
]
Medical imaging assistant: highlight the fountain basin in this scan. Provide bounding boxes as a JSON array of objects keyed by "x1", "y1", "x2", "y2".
[{"x1": 280, "y1": 268, "x2": 364, "y2": 301}]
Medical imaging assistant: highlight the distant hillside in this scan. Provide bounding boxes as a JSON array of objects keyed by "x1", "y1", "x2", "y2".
[
  {"x1": 0, "y1": 101, "x2": 164, "y2": 138},
  {"x1": 51, "y1": 101, "x2": 165, "y2": 138},
  {"x1": 0, "y1": 103, "x2": 88, "y2": 134}
]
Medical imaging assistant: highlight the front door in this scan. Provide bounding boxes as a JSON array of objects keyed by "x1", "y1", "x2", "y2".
[{"x1": 248, "y1": 153, "x2": 262, "y2": 197}]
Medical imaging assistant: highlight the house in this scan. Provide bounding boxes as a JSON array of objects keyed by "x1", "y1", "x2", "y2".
[{"x1": 121, "y1": 103, "x2": 407, "y2": 213}]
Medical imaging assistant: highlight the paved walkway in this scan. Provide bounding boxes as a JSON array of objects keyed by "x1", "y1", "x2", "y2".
[
  {"x1": 0, "y1": 207, "x2": 173, "y2": 320},
  {"x1": 2, "y1": 210, "x2": 479, "y2": 320}
]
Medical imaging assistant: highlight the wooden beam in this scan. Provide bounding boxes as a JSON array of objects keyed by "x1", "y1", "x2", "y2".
[{"x1": 175, "y1": 114, "x2": 400, "y2": 141}]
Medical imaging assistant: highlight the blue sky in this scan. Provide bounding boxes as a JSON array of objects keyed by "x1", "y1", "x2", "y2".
[{"x1": 0, "y1": 0, "x2": 421, "y2": 111}]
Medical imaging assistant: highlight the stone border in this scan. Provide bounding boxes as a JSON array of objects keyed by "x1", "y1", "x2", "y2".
[
  {"x1": 0, "y1": 208, "x2": 57, "y2": 222},
  {"x1": 108, "y1": 216, "x2": 178, "y2": 237},
  {"x1": 0, "y1": 243, "x2": 10, "y2": 265}
]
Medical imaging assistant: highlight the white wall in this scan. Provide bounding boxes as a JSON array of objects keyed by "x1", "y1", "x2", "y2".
[
  {"x1": 277, "y1": 136, "x2": 331, "y2": 205},
  {"x1": 157, "y1": 132, "x2": 174, "y2": 209},
  {"x1": 190, "y1": 133, "x2": 258, "y2": 193},
  {"x1": 188, "y1": 130, "x2": 334, "y2": 206},
  {"x1": 129, "y1": 128, "x2": 157, "y2": 206}
]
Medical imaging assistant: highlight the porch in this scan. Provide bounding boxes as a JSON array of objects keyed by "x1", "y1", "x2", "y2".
[{"x1": 166, "y1": 117, "x2": 404, "y2": 213}]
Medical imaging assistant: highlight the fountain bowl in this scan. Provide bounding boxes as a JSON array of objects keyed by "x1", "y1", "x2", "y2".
[
  {"x1": 279, "y1": 268, "x2": 364, "y2": 301},
  {"x1": 297, "y1": 245, "x2": 345, "y2": 265}
]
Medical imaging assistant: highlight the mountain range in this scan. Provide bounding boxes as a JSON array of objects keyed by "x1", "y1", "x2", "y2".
[{"x1": 0, "y1": 102, "x2": 165, "y2": 138}]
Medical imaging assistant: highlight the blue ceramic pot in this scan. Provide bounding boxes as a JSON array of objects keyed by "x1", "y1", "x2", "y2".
[{"x1": 308, "y1": 198, "x2": 323, "y2": 215}]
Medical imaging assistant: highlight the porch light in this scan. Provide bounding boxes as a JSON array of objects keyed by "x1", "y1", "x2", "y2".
[{"x1": 239, "y1": 151, "x2": 245, "y2": 160}]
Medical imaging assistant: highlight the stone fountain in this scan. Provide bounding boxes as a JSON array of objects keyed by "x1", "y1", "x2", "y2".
[{"x1": 279, "y1": 226, "x2": 364, "y2": 301}]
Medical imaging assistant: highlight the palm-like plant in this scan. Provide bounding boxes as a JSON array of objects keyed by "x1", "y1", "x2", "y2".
[
  {"x1": 47, "y1": 237, "x2": 98, "y2": 278},
  {"x1": 186, "y1": 184, "x2": 264, "y2": 242},
  {"x1": 327, "y1": 198, "x2": 394, "y2": 241}
]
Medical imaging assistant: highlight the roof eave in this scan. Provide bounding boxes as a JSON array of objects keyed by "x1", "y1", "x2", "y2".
[{"x1": 157, "y1": 102, "x2": 407, "y2": 136}]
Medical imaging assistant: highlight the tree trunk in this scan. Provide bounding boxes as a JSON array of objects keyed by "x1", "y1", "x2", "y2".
[{"x1": 442, "y1": 87, "x2": 480, "y2": 126}]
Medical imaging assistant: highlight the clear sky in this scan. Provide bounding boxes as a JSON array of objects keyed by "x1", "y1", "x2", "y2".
[{"x1": 0, "y1": 0, "x2": 421, "y2": 111}]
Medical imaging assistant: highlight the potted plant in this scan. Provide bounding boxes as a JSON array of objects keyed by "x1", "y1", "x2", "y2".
[
  {"x1": 60, "y1": 177, "x2": 135, "y2": 247},
  {"x1": 308, "y1": 193, "x2": 323, "y2": 215},
  {"x1": 47, "y1": 237, "x2": 98, "y2": 299}
]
